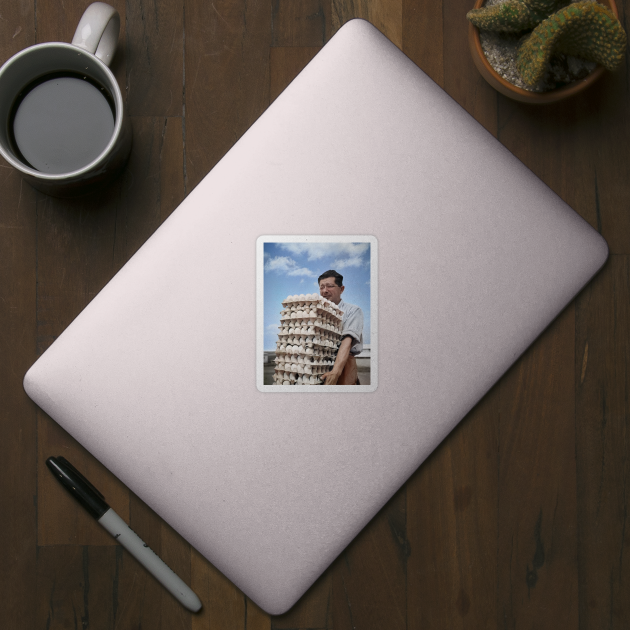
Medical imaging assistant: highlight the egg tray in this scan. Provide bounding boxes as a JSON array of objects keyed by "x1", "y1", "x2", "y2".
[
  {"x1": 273, "y1": 294, "x2": 344, "y2": 385},
  {"x1": 280, "y1": 318, "x2": 342, "y2": 333},
  {"x1": 272, "y1": 354, "x2": 336, "y2": 385},
  {"x1": 278, "y1": 325, "x2": 341, "y2": 338}
]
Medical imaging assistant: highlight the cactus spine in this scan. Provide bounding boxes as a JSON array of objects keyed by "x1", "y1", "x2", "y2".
[
  {"x1": 516, "y1": 1, "x2": 627, "y2": 85},
  {"x1": 467, "y1": 0, "x2": 568, "y2": 33}
]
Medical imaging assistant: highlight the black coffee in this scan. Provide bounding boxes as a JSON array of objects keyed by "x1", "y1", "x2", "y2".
[{"x1": 10, "y1": 73, "x2": 115, "y2": 174}]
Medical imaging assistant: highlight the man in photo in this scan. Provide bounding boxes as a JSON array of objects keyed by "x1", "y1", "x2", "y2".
[{"x1": 318, "y1": 270, "x2": 364, "y2": 385}]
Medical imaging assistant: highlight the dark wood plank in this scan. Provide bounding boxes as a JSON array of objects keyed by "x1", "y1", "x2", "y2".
[
  {"x1": 330, "y1": 486, "x2": 407, "y2": 630},
  {"x1": 403, "y1": 0, "x2": 444, "y2": 88},
  {"x1": 36, "y1": 545, "x2": 118, "y2": 630},
  {"x1": 0, "y1": 5, "x2": 39, "y2": 629},
  {"x1": 0, "y1": 0, "x2": 36, "y2": 54},
  {"x1": 0, "y1": 135, "x2": 38, "y2": 630},
  {"x1": 272, "y1": 0, "x2": 331, "y2": 46},
  {"x1": 443, "y1": 0, "x2": 498, "y2": 132},
  {"x1": 126, "y1": 0, "x2": 184, "y2": 117},
  {"x1": 497, "y1": 304, "x2": 578, "y2": 628},
  {"x1": 407, "y1": 395, "x2": 499, "y2": 629},
  {"x1": 582, "y1": 71, "x2": 630, "y2": 254},
  {"x1": 184, "y1": 0, "x2": 272, "y2": 192},
  {"x1": 576, "y1": 256, "x2": 630, "y2": 630}
]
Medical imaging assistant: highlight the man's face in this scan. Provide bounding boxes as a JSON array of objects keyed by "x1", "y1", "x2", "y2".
[{"x1": 319, "y1": 278, "x2": 344, "y2": 304}]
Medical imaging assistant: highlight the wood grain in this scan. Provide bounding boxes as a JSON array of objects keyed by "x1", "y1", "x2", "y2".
[
  {"x1": 497, "y1": 304, "x2": 578, "y2": 629},
  {"x1": 0, "y1": 151, "x2": 38, "y2": 630},
  {"x1": 583, "y1": 71, "x2": 630, "y2": 254},
  {"x1": 0, "y1": 6, "x2": 38, "y2": 629},
  {"x1": 407, "y1": 393, "x2": 498, "y2": 629},
  {"x1": 36, "y1": 545, "x2": 119, "y2": 630},
  {"x1": 184, "y1": 0, "x2": 271, "y2": 191},
  {"x1": 271, "y1": 0, "x2": 332, "y2": 46},
  {"x1": 443, "y1": 0, "x2": 497, "y2": 132},
  {"x1": 331, "y1": 486, "x2": 408, "y2": 630},
  {"x1": 576, "y1": 256, "x2": 630, "y2": 630},
  {"x1": 125, "y1": 0, "x2": 184, "y2": 117},
  {"x1": 1, "y1": 0, "x2": 629, "y2": 627},
  {"x1": 403, "y1": 0, "x2": 444, "y2": 88}
]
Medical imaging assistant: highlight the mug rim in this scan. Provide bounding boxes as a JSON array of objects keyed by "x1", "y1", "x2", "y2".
[{"x1": 0, "y1": 41, "x2": 125, "y2": 181}]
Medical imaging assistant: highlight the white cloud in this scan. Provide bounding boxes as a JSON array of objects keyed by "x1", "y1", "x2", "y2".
[
  {"x1": 277, "y1": 242, "x2": 370, "y2": 263},
  {"x1": 288, "y1": 267, "x2": 316, "y2": 277},
  {"x1": 332, "y1": 255, "x2": 366, "y2": 269},
  {"x1": 264, "y1": 255, "x2": 316, "y2": 277},
  {"x1": 264, "y1": 256, "x2": 292, "y2": 272}
]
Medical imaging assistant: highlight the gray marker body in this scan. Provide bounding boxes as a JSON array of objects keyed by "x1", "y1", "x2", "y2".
[{"x1": 99, "y1": 508, "x2": 202, "y2": 612}]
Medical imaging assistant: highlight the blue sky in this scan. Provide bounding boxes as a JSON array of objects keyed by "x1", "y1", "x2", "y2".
[{"x1": 263, "y1": 241, "x2": 372, "y2": 350}]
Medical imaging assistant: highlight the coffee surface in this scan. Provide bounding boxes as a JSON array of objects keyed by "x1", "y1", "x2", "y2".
[{"x1": 12, "y1": 74, "x2": 115, "y2": 174}]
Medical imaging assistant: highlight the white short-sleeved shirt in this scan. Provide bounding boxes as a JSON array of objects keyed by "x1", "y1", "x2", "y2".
[{"x1": 337, "y1": 298, "x2": 364, "y2": 356}]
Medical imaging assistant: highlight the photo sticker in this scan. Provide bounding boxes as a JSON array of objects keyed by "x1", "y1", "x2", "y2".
[{"x1": 257, "y1": 236, "x2": 377, "y2": 392}]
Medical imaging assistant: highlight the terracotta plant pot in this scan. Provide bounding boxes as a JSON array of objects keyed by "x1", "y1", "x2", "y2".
[{"x1": 468, "y1": 0, "x2": 619, "y2": 103}]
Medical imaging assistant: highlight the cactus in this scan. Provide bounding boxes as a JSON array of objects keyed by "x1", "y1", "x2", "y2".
[
  {"x1": 516, "y1": 1, "x2": 627, "y2": 85},
  {"x1": 467, "y1": 0, "x2": 568, "y2": 33}
]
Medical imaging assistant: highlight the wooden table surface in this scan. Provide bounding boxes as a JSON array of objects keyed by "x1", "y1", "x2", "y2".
[{"x1": 1, "y1": 0, "x2": 629, "y2": 628}]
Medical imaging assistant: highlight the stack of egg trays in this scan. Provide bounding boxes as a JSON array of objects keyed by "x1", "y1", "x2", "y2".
[{"x1": 273, "y1": 294, "x2": 344, "y2": 385}]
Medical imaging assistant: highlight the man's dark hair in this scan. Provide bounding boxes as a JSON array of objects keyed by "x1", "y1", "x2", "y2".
[{"x1": 318, "y1": 270, "x2": 343, "y2": 287}]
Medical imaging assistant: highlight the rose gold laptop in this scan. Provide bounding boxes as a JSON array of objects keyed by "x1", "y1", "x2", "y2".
[{"x1": 24, "y1": 19, "x2": 607, "y2": 614}]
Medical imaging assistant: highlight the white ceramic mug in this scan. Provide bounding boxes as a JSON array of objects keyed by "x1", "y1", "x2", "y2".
[{"x1": 0, "y1": 2, "x2": 131, "y2": 197}]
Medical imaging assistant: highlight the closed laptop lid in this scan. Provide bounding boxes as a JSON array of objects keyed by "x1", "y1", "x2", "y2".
[{"x1": 23, "y1": 19, "x2": 607, "y2": 614}]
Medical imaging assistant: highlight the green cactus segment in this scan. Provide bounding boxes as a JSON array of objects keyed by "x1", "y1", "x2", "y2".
[
  {"x1": 467, "y1": 0, "x2": 568, "y2": 33},
  {"x1": 517, "y1": 2, "x2": 628, "y2": 85}
]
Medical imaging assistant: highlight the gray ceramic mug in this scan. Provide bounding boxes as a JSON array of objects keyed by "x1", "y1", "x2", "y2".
[{"x1": 0, "y1": 2, "x2": 131, "y2": 197}]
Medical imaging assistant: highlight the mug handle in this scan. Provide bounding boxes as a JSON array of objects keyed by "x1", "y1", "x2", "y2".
[{"x1": 71, "y1": 2, "x2": 120, "y2": 67}]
